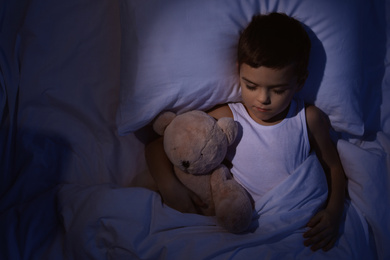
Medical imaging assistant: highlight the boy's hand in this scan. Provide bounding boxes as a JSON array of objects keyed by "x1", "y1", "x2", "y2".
[
  {"x1": 303, "y1": 208, "x2": 341, "y2": 252},
  {"x1": 159, "y1": 179, "x2": 207, "y2": 214}
]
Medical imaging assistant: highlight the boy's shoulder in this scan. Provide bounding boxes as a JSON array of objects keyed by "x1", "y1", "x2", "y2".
[
  {"x1": 305, "y1": 104, "x2": 331, "y2": 135},
  {"x1": 207, "y1": 103, "x2": 233, "y2": 120}
]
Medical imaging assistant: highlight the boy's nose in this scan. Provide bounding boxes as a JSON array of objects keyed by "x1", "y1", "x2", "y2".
[
  {"x1": 257, "y1": 90, "x2": 271, "y2": 104},
  {"x1": 181, "y1": 160, "x2": 190, "y2": 169}
]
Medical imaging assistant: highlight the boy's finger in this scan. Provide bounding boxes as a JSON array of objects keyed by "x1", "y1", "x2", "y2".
[
  {"x1": 322, "y1": 237, "x2": 337, "y2": 252},
  {"x1": 310, "y1": 233, "x2": 332, "y2": 251},
  {"x1": 304, "y1": 227, "x2": 329, "y2": 247},
  {"x1": 306, "y1": 212, "x2": 323, "y2": 227},
  {"x1": 303, "y1": 222, "x2": 326, "y2": 238}
]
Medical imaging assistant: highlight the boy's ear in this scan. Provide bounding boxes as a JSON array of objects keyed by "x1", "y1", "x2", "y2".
[{"x1": 297, "y1": 70, "x2": 309, "y2": 90}]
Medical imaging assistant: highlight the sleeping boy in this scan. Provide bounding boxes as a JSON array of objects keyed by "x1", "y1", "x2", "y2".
[{"x1": 145, "y1": 12, "x2": 346, "y2": 252}]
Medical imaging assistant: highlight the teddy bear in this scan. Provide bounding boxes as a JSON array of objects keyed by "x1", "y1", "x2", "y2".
[{"x1": 153, "y1": 110, "x2": 254, "y2": 234}]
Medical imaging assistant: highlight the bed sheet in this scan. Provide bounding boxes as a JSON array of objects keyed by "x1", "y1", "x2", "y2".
[
  {"x1": 57, "y1": 153, "x2": 376, "y2": 260},
  {"x1": 0, "y1": 0, "x2": 389, "y2": 259},
  {"x1": 0, "y1": 0, "x2": 138, "y2": 259}
]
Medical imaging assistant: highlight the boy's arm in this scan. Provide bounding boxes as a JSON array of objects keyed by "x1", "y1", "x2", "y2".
[
  {"x1": 207, "y1": 103, "x2": 233, "y2": 119},
  {"x1": 303, "y1": 105, "x2": 347, "y2": 252},
  {"x1": 145, "y1": 137, "x2": 205, "y2": 214}
]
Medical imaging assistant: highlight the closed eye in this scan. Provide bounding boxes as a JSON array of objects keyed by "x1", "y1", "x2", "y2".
[
  {"x1": 273, "y1": 89, "x2": 286, "y2": 95},
  {"x1": 245, "y1": 84, "x2": 257, "y2": 91}
]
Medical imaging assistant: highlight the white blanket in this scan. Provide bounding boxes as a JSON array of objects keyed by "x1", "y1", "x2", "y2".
[{"x1": 59, "y1": 153, "x2": 375, "y2": 259}]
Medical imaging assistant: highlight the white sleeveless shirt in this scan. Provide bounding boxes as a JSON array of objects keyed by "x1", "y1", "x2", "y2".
[{"x1": 227, "y1": 98, "x2": 310, "y2": 202}]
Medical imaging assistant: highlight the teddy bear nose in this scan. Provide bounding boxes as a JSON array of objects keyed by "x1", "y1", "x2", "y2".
[{"x1": 181, "y1": 160, "x2": 190, "y2": 169}]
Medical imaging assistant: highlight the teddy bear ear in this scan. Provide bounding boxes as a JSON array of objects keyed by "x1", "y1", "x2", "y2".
[
  {"x1": 153, "y1": 111, "x2": 176, "y2": 135},
  {"x1": 217, "y1": 117, "x2": 238, "y2": 145}
]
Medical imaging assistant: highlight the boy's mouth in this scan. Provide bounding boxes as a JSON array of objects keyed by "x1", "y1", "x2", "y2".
[{"x1": 254, "y1": 106, "x2": 271, "y2": 112}]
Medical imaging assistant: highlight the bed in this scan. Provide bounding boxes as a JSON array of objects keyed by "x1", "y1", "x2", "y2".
[{"x1": 1, "y1": 0, "x2": 389, "y2": 259}]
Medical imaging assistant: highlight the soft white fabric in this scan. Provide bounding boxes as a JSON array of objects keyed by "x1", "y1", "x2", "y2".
[
  {"x1": 227, "y1": 98, "x2": 310, "y2": 201},
  {"x1": 58, "y1": 153, "x2": 375, "y2": 259},
  {"x1": 118, "y1": 0, "x2": 367, "y2": 135},
  {"x1": 337, "y1": 135, "x2": 390, "y2": 260}
]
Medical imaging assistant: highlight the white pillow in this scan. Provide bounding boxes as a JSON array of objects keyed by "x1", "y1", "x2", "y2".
[
  {"x1": 337, "y1": 137, "x2": 390, "y2": 259},
  {"x1": 117, "y1": 0, "x2": 365, "y2": 135}
]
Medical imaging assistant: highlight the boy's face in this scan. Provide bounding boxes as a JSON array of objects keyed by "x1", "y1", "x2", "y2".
[{"x1": 239, "y1": 63, "x2": 302, "y2": 126}]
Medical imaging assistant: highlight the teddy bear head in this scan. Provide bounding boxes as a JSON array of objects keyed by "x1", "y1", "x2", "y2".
[{"x1": 153, "y1": 110, "x2": 237, "y2": 175}]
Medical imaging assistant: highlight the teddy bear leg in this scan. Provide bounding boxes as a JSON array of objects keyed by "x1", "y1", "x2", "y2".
[
  {"x1": 175, "y1": 167, "x2": 216, "y2": 216},
  {"x1": 210, "y1": 165, "x2": 254, "y2": 233}
]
